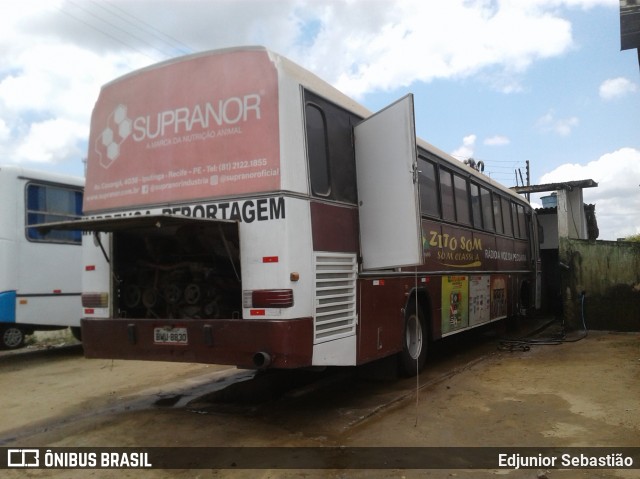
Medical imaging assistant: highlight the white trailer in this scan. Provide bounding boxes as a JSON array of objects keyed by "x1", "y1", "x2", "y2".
[{"x1": 0, "y1": 166, "x2": 84, "y2": 349}]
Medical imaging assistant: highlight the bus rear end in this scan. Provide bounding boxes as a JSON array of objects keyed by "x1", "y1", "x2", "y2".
[{"x1": 79, "y1": 47, "x2": 315, "y2": 369}]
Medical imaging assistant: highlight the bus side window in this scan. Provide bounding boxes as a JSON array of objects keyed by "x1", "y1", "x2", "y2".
[
  {"x1": 440, "y1": 169, "x2": 455, "y2": 222},
  {"x1": 419, "y1": 157, "x2": 439, "y2": 217},
  {"x1": 517, "y1": 205, "x2": 527, "y2": 239},
  {"x1": 493, "y1": 194, "x2": 504, "y2": 234},
  {"x1": 453, "y1": 173, "x2": 471, "y2": 226},
  {"x1": 26, "y1": 183, "x2": 82, "y2": 244},
  {"x1": 470, "y1": 182, "x2": 483, "y2": 229},
  {"x1": 305, "y1": 103, "x2": 331, "y2": 197},
  {"x1": 511, "y1": 202, "x2": 520, "y2": 237},
  {"x1": 501, "y1": 197, "x2": 513, "y2": 237},
  {"x1": 480, "y1": 186, "x2": 494, "y2": 231},
  {"x1": 304, "y1": 90, "x2": 359, "y2": 204}
]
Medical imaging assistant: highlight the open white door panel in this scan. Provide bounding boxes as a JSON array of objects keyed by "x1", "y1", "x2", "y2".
[{"x1": 354, "y1": 94, "x2": 423, "y2": 270}]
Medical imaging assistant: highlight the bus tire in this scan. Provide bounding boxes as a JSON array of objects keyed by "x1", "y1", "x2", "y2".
[
  {"x1": 398, "y1": 302, "x2": 428, "y2": 376},
  {"x1": 1, "y1": 325, "x2": 25, "y2": 350}
]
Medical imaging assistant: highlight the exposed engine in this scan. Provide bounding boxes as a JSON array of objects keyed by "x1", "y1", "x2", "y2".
[{"x1": 113, "y1": 221, "x2": 241, "y2": 320}]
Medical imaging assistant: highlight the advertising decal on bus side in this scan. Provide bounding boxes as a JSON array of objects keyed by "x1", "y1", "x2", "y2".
[
  {"x1": 441, "y1": 274, "x2": 509, "y2": 334},
  {"x1": 422, "y1": 220, "x2": 529, "y2": 271},
  {"x1": 84, "y1": 50, "x2": 280, "y2": 212},
  {"x1": 84, "y1": 197, "x2": 286, "y2": 224}
]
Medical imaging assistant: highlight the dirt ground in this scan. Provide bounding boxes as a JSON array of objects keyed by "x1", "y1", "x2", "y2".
[{"x1": 0, "y1": 324, "x2": 638, "y2": 478}]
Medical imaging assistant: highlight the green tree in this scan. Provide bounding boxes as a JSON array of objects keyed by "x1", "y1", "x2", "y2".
[{"x1": 625, "y1": 233, "x2": 640, "y2": 242}]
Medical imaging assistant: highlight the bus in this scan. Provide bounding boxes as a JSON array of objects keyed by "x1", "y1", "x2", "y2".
[
  {"x1": 0, "y1": 166, "x2": 84, "y2": 349},
  {"x1": 50, "y1": 46, "x2": 540, "y2": 375}
]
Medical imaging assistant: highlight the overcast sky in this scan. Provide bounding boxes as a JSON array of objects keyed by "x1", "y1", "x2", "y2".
[{"x1": 0, "y1": 0, "x2": 638, "y2": 239}]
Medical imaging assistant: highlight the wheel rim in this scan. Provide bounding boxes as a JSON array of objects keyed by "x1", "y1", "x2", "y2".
[
  {"x1": 405, "y1": 314, "x2": 423, "y2": 359},
  {"x1": 3, "y1": 327, "x2": 23, "y2": 348}
]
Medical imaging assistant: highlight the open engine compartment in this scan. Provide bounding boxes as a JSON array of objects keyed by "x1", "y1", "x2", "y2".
[{"x1": 112, "y1": 219, "x2": 241, "y2": 320}]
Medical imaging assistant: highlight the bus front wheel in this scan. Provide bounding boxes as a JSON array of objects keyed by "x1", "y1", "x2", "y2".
[
  {"x1": 399, "y1": 302, "x2": 428, "y2": 376},
  {"x1": 1, "y1": 325, "x2": 26, "y2": 350}
]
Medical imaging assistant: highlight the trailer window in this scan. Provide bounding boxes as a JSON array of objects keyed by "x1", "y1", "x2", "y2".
[
  {"x1": 26, "y1": 183, "x2": 83, "y2": 244},
  {"x1": 305, "y1": 103, "x2": 331, "y2": 196}
]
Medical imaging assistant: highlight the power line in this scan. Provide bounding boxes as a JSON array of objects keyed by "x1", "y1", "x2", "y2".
[
  {"x1": 56, "y1": 3, "x2": 161, "y2": 62},
  {"x1": 453, "y1": 156, "x2": 528, "y2": 186},
  {"x1": 88, "y1": 1, "x2": 195, "y2": 56},
  {"x1": 479, "y1": 159, "x2": 524, "y2": 164},
  {"x1": 66, "y1": 0, "x2": 170, "y2": 60},
  {"x1": 450, "y1": 155, "x2": 527, "y2": 187},
  {"x1": 58, "y1": 0, "x2": 197, "y2": 63},
  {"x1": 483, "y1": 165, "x2": 522, "y2": 170}
]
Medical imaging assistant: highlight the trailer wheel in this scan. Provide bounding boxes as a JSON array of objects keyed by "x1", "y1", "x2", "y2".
[
  {"x1": 1, "y1": 325, "x2": 25, "y2": 350},
  {"x1": 398, "y1": 302, "x2": 428, "y2": 376}
]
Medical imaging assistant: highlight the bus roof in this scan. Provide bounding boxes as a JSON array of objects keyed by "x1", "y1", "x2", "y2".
[
  {"x1": 0, "y1": 165, "x2": 84, "y2": 188},
  {"x1": 96, "y1": 46, "x2": 528, "y2": 206},
  {"x1": 266, "y1": 47, "x2": 529, "y2": 205}
]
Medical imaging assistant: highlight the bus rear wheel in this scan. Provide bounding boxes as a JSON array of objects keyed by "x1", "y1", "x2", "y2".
[
  {"x1": 1, "y1": 325, "x2": 25, "y2": 350},
  {"x1": 399, "y1": 302, "x2": 428, "y2": 376}
]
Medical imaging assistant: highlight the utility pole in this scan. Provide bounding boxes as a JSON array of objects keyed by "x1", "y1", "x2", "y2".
[{"x1": 525, "y1": 160, "x2": 530, "y2": 201}]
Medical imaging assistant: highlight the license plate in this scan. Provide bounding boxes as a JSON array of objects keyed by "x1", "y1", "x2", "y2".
[{"x1": 153, "y1": 327, "x2": 188, "y2": 345}]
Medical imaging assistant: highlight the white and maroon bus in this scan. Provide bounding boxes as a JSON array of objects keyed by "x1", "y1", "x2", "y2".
[
  {"x1": 56, "y1": 46, "x2": 540, "y2": 375},
  {"x1": 0, "y1": 166, "x2": 84, "y2": 349}
]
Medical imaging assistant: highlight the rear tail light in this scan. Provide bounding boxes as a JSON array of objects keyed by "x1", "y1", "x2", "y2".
[
  {"x1": 243, "y1": 289, "x2": 294, "y2": 308},
  {"x1": 82, "y1": 292, "x2": 109, "y2": 308}
]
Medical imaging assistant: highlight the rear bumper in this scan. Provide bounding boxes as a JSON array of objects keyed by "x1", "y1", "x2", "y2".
[{"x1": 81, "y1": 317, "x2": 314, "y2": 369}]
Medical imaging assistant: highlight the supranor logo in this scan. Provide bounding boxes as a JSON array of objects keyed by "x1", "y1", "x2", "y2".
[
  {"x1": 94, "y1": 94, "x2": 262, "y2": 169},
  {"x1": 131, "y1": 93, "x2": 262, "y2": 142},
  {"x1": 95, "y1": 104, "x2": 132, "y2": 169}
]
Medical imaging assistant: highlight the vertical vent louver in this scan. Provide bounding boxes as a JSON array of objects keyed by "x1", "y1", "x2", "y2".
[{"x1": 313, "y1": 252, "x2": 357, "y2": 343}]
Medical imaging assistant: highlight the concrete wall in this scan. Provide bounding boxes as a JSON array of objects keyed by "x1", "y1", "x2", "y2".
[
  {"x1": 538, "y1": 214, "x2": 559, "y2": 250},
  {"x1": 560, "y1": 237, "x2": 640, "y2": 331},
  {"x1": 557, "y1": 189, "x2": 587, "y2": 240}
]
